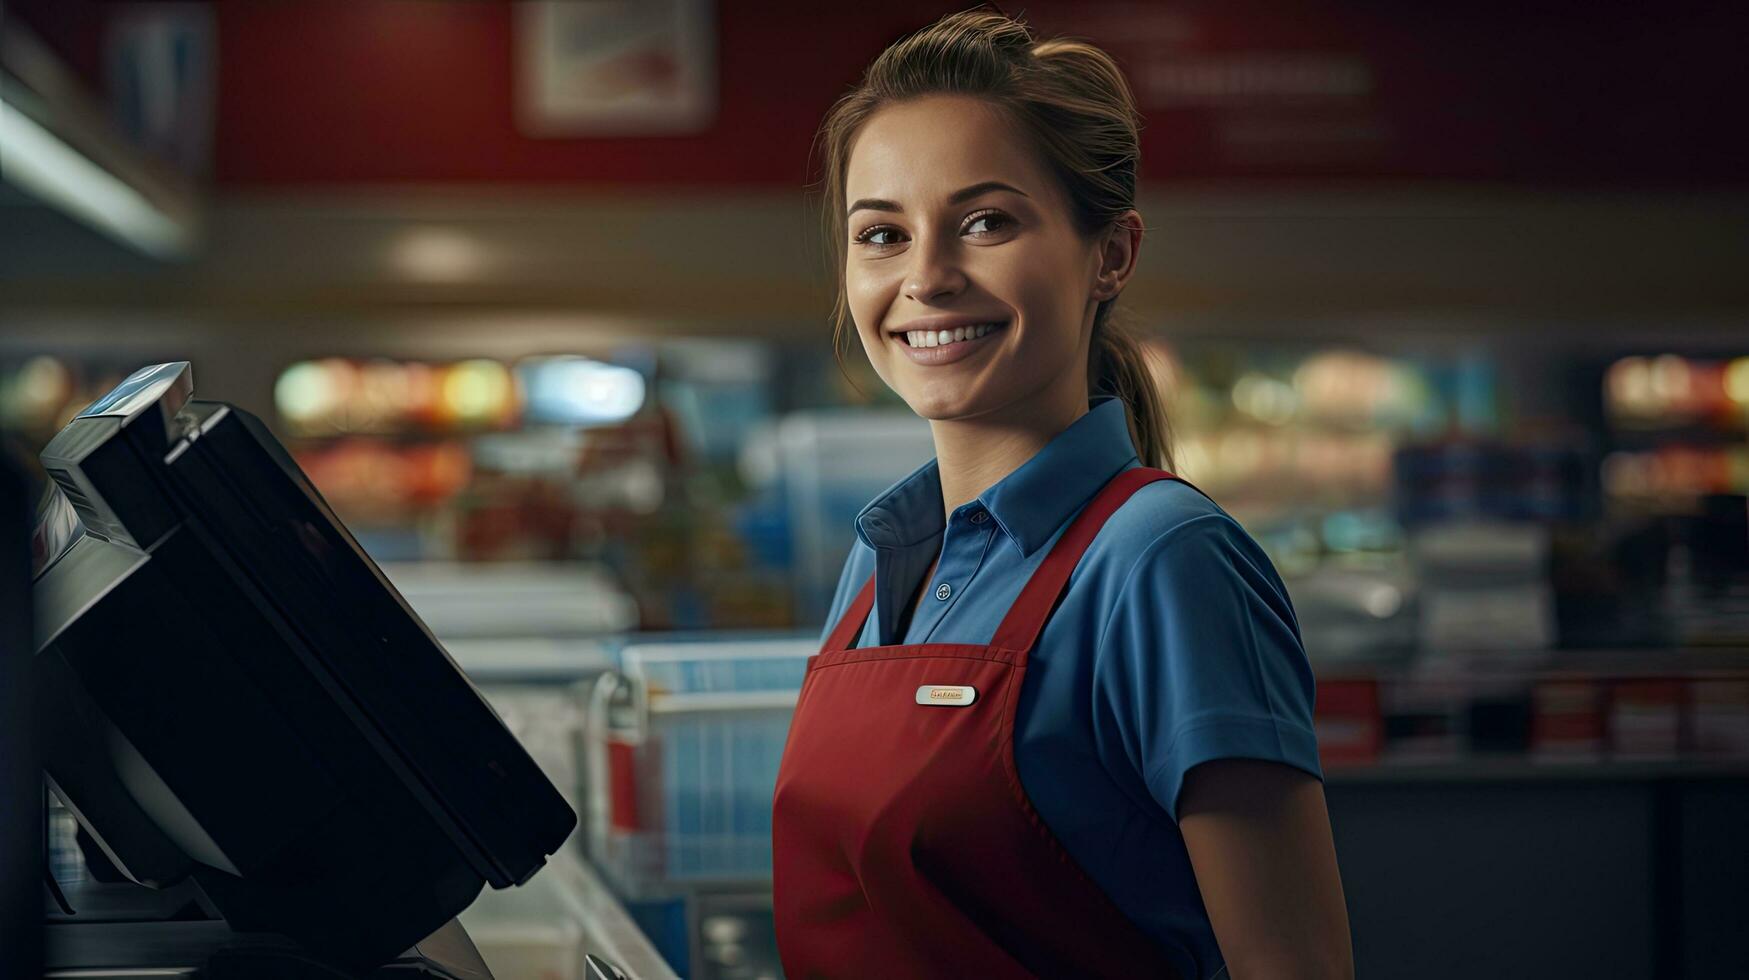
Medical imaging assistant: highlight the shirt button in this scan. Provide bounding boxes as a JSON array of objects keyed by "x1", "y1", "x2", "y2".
[
  {"x1": 970, "y1": 511, "x2": 989, "y2": 525},
  {"x1": 935, "y1": 583, "x2": 952, "y2": 601}
]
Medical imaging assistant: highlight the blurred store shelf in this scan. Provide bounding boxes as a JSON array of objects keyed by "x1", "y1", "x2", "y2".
[
  {"x1": 449, "y1": 637, "x2": 617, "y2": 685},
  {"x1": 1315, "y1": 646, "x2": 1749, "y2": 677},
  {"x1": 382, "y1": 560, "x2": 638, "y2": 639},
  {"x1": 1326, "y1": 757, "x2": 1749, "y2": 784}
]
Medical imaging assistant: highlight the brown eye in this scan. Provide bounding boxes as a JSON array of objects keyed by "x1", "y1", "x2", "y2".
[
  {"x1": 853, "y1": 225, "x2": 905, "y2": 247},
  {"x1": 962, "y1": 209, "x2": 1011, "y2": 236}
]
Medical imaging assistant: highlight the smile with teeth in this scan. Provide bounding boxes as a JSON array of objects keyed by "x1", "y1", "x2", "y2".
[{"x1": 902, "y1": 322, "x2": 1004, "y2": 348}]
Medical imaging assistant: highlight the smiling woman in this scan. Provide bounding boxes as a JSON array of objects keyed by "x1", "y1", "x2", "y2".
[
  {"x1": 844, "y1": 102, "x2": 1084, "y2": 406},
  {"x1": 817, "y1": 18, "x2": 1171, "y2": 485},
  {"x1": 772, "y1": 9, "x2": 1352, "y2": 980}
]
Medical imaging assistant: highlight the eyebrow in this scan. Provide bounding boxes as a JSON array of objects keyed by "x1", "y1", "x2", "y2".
[{"x1": 846, "y1": 180, "x2": 1029, "y2": 219}]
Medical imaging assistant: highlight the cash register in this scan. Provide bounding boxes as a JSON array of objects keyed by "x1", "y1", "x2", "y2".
[{"x1": 30, "y1": 363, "x2": 618, "y2": 978}]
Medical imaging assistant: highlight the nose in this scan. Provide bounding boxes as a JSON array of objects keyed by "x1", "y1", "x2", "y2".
[{"x1": 902, "y1": 236, "x2": 967, "y2": 303}]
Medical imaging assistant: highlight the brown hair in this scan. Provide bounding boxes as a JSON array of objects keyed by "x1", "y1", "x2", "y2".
[{"x1": 816, "y1": 8, "x2": 1173, "y2": 469}]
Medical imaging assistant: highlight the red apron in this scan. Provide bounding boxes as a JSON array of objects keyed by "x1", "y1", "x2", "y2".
[{"x1": 773, "y1": 467, "x2": 1185, "y2": 979}]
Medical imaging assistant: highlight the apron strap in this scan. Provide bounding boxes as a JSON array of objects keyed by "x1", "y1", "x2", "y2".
[
  {"x1": 821, "y1": 573, "x2": 877, "y2": 653},
  {"x1": 988, "y1": 467, "x2": 1179, "y2": 654}
]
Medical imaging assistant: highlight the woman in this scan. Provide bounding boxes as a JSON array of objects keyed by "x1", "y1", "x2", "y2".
[{"x1": 772, "y1": 10, "x2": 1352, "y2": 979}]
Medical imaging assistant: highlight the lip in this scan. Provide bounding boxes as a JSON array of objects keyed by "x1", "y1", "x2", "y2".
[{"x1": 889, "y1": 317, "x2": 1009, "y2": 366}]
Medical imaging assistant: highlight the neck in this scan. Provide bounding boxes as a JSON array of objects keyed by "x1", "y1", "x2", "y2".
[{"x1": 929, "y1": 381, "x2": 1089, "y2": 516}]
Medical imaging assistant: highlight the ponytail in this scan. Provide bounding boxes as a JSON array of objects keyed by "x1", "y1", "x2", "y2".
[{"x1": 1089, "y1": 312, "x2": 1174, "y2": 470}]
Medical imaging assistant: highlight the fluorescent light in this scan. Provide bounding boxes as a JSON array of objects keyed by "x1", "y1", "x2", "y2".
[{"x1": 0, "y1": 87, "x2": 193, "y2": 258}]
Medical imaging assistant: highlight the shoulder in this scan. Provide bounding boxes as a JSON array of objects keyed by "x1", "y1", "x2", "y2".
[
  {"x1": 1101, "y1": 475, "x2": 1232, "y2": 541},
  {"x1": 1087, "y1": 476, "x2": 1262, "y2": 576},
  {"x1": 1082, "y1": 475, "x2": 1295, "y2": 623}
]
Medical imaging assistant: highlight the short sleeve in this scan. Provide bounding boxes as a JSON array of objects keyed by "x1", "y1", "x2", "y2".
[{"x1": 1093, "y1": 514, "x2": 1322, "y2": 823}]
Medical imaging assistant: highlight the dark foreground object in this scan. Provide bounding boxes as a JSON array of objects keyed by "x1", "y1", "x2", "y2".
[{"x1": 33, "y1": 362, "x2": 576, "y2": 973}]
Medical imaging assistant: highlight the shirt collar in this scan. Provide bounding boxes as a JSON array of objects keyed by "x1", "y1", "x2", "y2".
[{"x1": 854, "y1": 397, "x2": 1139, "y2": 558}]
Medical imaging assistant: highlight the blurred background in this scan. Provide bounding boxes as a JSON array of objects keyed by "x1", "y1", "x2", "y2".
[{"x1": 4, "y1": 2, "x2": 1747, "y2": 978}]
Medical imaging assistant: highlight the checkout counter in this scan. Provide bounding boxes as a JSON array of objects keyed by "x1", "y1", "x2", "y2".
[{"x1": 27, "y1": 363, "x2": 670, "y2": 980}]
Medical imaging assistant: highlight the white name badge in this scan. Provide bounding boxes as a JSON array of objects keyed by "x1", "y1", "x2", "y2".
[{"x1": 915, "y1": 685, "x2": 977, "y2": 707}]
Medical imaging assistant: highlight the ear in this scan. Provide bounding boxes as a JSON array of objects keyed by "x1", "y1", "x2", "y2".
[{"x1": 1091, "y1": 209, "x2": 1143, "y2": 302}]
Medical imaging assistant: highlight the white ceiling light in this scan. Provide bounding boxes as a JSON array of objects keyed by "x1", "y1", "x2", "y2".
[
  {"x1": 391, "y1": 226, "x2": 484, "y2": 282},
  {"x1": 0, "y1": 89, "x2": 191, "y2": 258},
  {"x1": 0, "y1": 23, "x2": 199, "y2": 259}
]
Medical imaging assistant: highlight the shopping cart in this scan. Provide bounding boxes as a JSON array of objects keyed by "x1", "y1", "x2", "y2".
[
  {"x1": 584, "y1": 637, "x2": 814, "y2": 898},
  {"x1": 582, "y1": 637, "x2": 814, "y2": 978}
]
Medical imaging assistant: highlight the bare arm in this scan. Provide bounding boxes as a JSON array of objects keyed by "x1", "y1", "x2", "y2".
[{"x1": 1178, "y1": 759, "x2": 1353, "y2": 980}]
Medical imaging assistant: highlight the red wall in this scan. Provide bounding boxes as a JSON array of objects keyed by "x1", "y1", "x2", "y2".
[{"x1": 12, "y1": 1, "x2": 1748, "y2": 188}]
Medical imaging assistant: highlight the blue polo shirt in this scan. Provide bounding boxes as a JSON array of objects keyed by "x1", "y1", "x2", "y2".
[{"x1": 818, "y1": 396, "x2": 1322, "y2": 980}]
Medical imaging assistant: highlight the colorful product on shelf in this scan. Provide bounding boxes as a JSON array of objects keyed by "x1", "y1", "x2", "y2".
[
  {"x1": 1602, "y1": 446, "x2": 1749, "y2": 499},
  {"x1": 1607, "y1": 354, "x2": 1749, "y2": 430},
  {"x1": 276, "y1": 358, "x2": 520, "y2": 436},
  {"x1": 1607, "y1": 678, "x2": 1684, "y2": 760},
  {"x1": 1530, "y1": 678, "x2": 1608, "y2": 761},
  {"x1": 1313, "y1": 677, "x2": 1383, "y2": 766},
  {"x1": 293, "y1": 439, "x2": 472, "y2": 513}
]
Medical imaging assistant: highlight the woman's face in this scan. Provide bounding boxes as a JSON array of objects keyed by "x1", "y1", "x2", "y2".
[{"x1": 843, "y1": 95, "x2": 1129, "y2": 424}]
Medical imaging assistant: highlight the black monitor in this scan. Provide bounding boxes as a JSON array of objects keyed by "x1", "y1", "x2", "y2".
[
  {"x1": 32, "y1": 362, "x2": 577, "y2": 970},
  {"x1": 2, "y1": 445, "x2": 40, "y2": 980}
]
